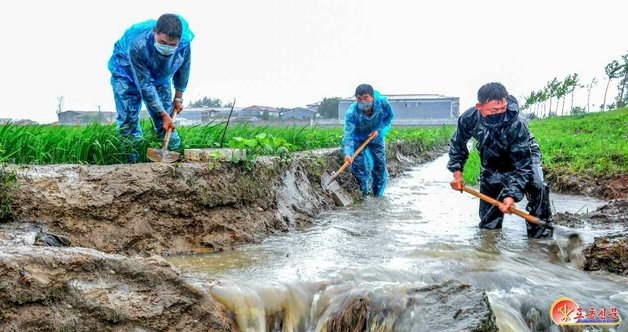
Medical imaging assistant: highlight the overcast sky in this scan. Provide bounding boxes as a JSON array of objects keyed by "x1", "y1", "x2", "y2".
[{"x1": 2, "y1": 0, "x2": 626, "y2": 123}]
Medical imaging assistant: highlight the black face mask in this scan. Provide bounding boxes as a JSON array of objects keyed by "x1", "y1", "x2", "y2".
[{"x1": 484, "y1": 113, "x2": 506, "y2": 126}]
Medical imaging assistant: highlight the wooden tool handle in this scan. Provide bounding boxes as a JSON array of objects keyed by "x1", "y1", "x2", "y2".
[
  {"x1": 325, "y1": 133, "x2": 379, "y2": 187},
  {"x1": 352, "y1": 133, "x2": 377, "y2": 159},
  {"x1": 162, "y1": 110, "x2": 178, "y2": 150},
  {"x1": 337, "y1": 161, "x2": 350, "y2": 174},
  {"x1": 461, "y1": 186, "x2": 550, "y2": 228},
  {"x1": 336, "y1": 133, "x2": 377, "y2": 176}
]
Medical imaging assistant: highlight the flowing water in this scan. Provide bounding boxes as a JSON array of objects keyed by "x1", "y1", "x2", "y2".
[{"x1": 169, "y1": 154, "x2": 627, "y2": 331}]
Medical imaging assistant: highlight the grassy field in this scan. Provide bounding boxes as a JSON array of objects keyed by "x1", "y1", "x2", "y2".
[
  {"x1": 462, "y1": 108, "x2": 628, "y2": 184},
  {"x1": 0, "y1": 121, "x2": 454, "y2": 165},
  {"x1": 4, "y1": 108, "x2": 623, "y2": 172}
]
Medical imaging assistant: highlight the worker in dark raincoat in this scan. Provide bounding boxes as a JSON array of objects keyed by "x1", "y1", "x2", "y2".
[{"x1": 448, "y1": 82, "x2": 552, "y2": 238}]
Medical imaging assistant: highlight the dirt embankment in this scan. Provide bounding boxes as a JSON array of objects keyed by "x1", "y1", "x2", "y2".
[
  {"x1": 553, "y1": 200, "x2": 627, "y2": 276},
  {"x1": 5, "y1": 141, "x2": 443, "y2": 256},
  {"x1": 0, "y1": 243, "x2": 237, "y2": 332},
  {"x1": 0, "y1": 239, "x2": 495, "y2": 332},
  {"x1": 545, "y1": 168, "x2": 628, "y2": 200},
  {"x1": 0, "y1": 141, "x2": 447, "y2": 331},
  {"x1": 545, "y1": 165, "x2": 627, "y2": 277}
]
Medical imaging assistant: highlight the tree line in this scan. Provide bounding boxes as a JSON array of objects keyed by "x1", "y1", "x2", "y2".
[
  {"x1": 189, "y1": 50, "x2": 628, "y2": 121},
  {"x1": 187, "y1": 97, "x2": 233, "y2": 108},
  {"x1": 523, "y1": 50, "x2": 628, "y2": 118}
]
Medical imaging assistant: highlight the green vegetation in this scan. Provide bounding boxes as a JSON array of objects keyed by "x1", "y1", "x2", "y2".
[
  {"x1": 0, "y1": 123, "x2": 137, "y2": 165},
  {"x1": 0, "y1": 163, "x2": 17, "y2": 221},
  {"x1": 3, "y1": 108, "x2": 623, "y2": 186},
  {"x1": 463, "y1": 108, "x2": 628, "y2": 184},
  {"x1": 0, "y1": 121, "x2": 454, "y2": 165}
]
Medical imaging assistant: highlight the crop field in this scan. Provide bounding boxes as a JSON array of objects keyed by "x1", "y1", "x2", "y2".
[{"x1": 0, "y1": 121, "x2": 454, "y2": 165}]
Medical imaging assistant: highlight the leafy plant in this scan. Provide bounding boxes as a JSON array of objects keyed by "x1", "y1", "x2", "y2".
[{"x1": 227, "y1": 133, "x2": 296, "y2": 156}]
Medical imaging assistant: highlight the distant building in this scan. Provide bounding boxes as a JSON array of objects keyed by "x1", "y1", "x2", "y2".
[
  {"x1": 13, "y1": 119, "x2": 38, "y2": 125},
  {"x1": 57, "y1": 110, "x2": 118, "y2": 125},
  {"x1": 337, "y1": 94, "x2": 459, "y2": 125},
  {"x1": 240, "y1": 105, "x2": 280, "y2": 118},
  {"x1": 0, "y1": 118, "x2": 37, "y2": 126},
  {"x1": 176, "y1": 107, "x2": 243, "y2": 125},
  {"x1": 58, "y1": 106, "x2": 252, "y2": 126},
  {"x1": 305, "y1": 101, "x2": 320, "y2": 112},
  {"x1": 282, "y1": 107, "x2": 317, "y2": 120},
  {"x1": 206, "y1": 107, "x2": 243, "y2": 119},
  {"x1": 174, "y1": 108, "x2": 210, "y2": 125},
  {"x1": 1, "y1": 118, "x2": 38, "y2": 125}
]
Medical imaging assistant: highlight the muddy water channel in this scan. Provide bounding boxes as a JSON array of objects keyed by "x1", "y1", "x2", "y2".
[{"x1": 169, "y1": 155, "x2": 627, "y2": 331}]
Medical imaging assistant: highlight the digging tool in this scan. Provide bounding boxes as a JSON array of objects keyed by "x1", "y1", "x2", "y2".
[
  {"x1": 462, "y1": 186, "x2": 582, "y2": 246},
  {"x1": 460, "y1": 185, "x2": 584, "y2": 264},
  {"x1": 462, "y1": 186, "x2": 554, "y2": 230},
  {"x1": 322, "y1": 132, "x2": 377, "y2": 190},
  {"x1": 147, "y1": 110, "x2": 180, "y2": 163}
]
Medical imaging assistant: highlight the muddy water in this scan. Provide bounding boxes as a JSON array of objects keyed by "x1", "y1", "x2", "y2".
[{"x1": 169, "y1": 155, "x2": 627, "y2": 331}]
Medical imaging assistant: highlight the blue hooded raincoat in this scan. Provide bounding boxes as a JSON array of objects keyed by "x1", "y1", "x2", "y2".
[
  {"x1": 342, "y1": 93, "x2": 395, "y2": 196},
  {"x1": 108, "y1": 16, "x2": 194, "y2": 162}
]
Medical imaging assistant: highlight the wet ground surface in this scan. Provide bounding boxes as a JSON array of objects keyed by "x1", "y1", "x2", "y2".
[{"x1": 169, "y1": 155, "x2": 627, "y2": 331}]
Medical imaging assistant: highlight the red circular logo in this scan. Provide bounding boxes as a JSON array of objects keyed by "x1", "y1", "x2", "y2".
[{"x1": 550, "y1": 297, "x2": 580, "y2": 325}]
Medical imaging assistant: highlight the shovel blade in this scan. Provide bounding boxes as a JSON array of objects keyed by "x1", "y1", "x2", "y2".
[
  {"x1": 147, "y1": 148, "x2": 180, "y2": 163},
  {"x1": 147, "y1": 148, "x2": 162, "y2": 162},
  {"x1": 161, "y1": 151, "x2": 180, "y2": 163},
  {"x1": 321, "y1": 170, "x2": 341, "y2": 192},
  {"x1": 321, "y1": 170, "x2": 353, "y2": 206}
]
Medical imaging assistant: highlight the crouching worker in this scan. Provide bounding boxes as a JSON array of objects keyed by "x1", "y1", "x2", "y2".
[
  {"x1": 341, "y1": 84, "x2": 395, "y2": 197},
  {"x1": 448, "y1": 82, "x2": 552, "y2": 238},
  {"x1": 108, "y1": 13, "x2": 194, "y2": 163}
]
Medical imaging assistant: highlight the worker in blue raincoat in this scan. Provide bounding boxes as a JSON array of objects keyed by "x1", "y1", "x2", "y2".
[
  {"x1": 342, "y1": 84, "x2": 395, "y2": 197},
  {"x1": 108, "y1": 13, "x2": 194, "y2": 162}
]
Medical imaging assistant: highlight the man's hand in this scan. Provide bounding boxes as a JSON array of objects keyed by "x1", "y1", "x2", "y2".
[
  {"x1": 450, "y1": 171, "x2": 465, "y2": 191},
  {"x1": 161, "y1": 112, "x2": 175, "y2": 132},
  {"x1": 498, "y1": 197, "x2": 515, "y2": 214},
  {"x1": 173, "y1": 98, "x2": 184, "y2": 114},
  {"x1": 344, "y1": 155, "x2": 353, "y2": 164},
  {"x1": 369, "y1": 130, "x2": 379, "y2": 139}
]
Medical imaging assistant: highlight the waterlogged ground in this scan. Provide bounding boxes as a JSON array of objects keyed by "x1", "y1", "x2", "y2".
[{"x1": 169, "y1": 155, "x2": 627, "y2": 331}]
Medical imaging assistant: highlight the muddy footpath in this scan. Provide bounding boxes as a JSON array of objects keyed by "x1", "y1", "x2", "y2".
[{"x1": 0, "y1": 140, "x2": 625, "y2": 331}]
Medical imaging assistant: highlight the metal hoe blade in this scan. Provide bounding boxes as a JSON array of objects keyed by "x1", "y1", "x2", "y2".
[
  {"x1": 147, "y1": 147, "x2": 180, "y2": 163},
  {"x1": 321, "y1": 170, "x2": 341, "y2": 192}
]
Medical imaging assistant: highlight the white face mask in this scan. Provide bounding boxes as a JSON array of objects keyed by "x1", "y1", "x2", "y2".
[
  {"x1": 154, "y1": 42, "x2": 177, "y2": 56},
  {"x1": 358, "y1": 101, "x2": 373, "y2": 111}
]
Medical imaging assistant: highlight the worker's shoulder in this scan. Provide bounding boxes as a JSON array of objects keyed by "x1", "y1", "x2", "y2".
[
  {"x1": 345, "y1": 103, "x2": 357, "y2": 116},
  {"x1": 375, "y1": 97, "x2": 393, "y2": 110},
  {"x1": 458, "y1": 107, "x2": 479, "y2": 125},
  {"x1": 122, "y1": 20, "x2": 154, "y2": 39},
  {"x1": 123, "y1": 27, "x2": 152, "y2": 52},
  {"x1": 460, "y1": 106, "x2": 478, "y2": 117}
]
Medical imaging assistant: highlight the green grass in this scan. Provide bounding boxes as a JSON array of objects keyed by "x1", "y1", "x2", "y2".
[
  {"x1": 462, "y1": 108, "x2": 628, "y2": 184},
  {"x1": 0, "y1": 120, "x2": 454, "y2": 165},
  {"x1": 0, "y1": 159, "x2": 17, "y2": 221}
]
